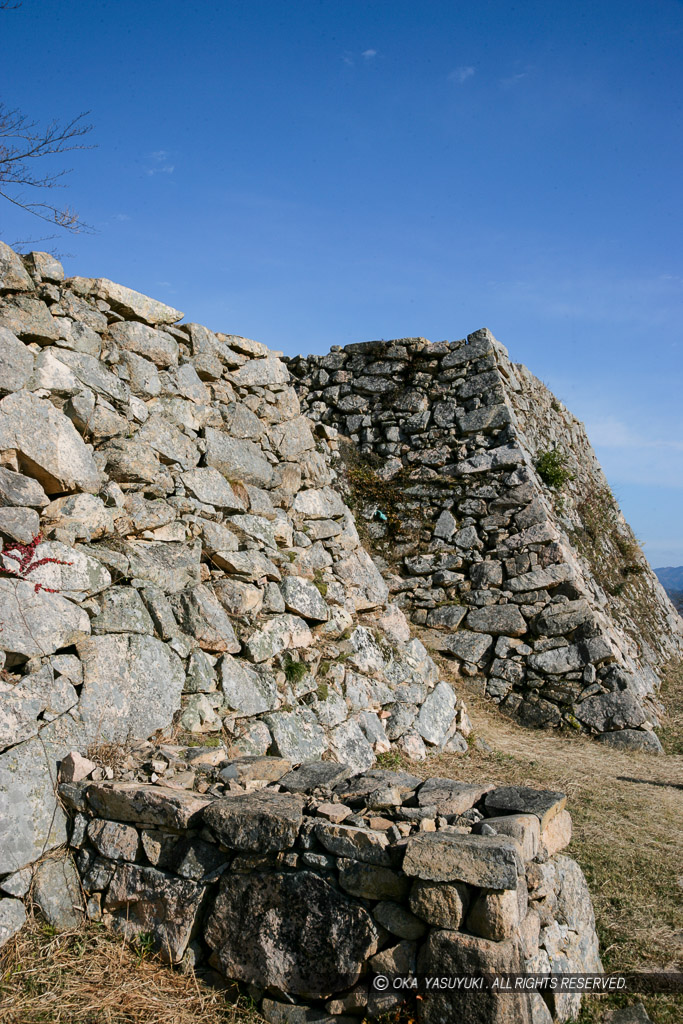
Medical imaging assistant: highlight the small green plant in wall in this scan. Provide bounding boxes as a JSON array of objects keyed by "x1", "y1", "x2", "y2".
[{"x1": 535, "y1": 446, "x2": 574, "y2": 489}]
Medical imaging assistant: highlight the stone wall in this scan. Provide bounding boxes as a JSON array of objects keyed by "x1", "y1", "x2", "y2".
[
  {"x1": 51, "y1": 754, "x2": 599, "y2": 1024},
  {"x1": 286, "y1": 333, "x2": 683, "y2": 752},
  {"x1": 0, "y1": 242, "x2": 471, "y2": 934}
]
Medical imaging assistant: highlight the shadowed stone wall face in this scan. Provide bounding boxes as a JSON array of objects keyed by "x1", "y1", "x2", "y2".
[
  {"x1": 0, "y1": 241, "x2": 470, "y2": 906},
  {"x1": 56, "y1": 761, "x2": 600, "y2": 1024},
  {"x1": 286, "y1": 333, "x2": 683, "y2": 750}
]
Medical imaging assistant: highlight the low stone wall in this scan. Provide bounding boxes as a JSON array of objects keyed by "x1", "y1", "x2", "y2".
[
  {"x1": 51, "y1": 754, "x2": 600, "y2": 1024},
  {"x1": 286, "y1": 334, "x2": 683, "y2": 751}
]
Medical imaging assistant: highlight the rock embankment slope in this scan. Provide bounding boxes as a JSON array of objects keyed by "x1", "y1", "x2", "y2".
[
  {"x1": 0, "y1": 241, "x2": 469, "y2": 899},
  {"x1": 287, "y1": 335, "x2": 683, "y2": 751}
]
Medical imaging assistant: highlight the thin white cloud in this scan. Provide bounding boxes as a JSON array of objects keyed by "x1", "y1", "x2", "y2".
[
  {"x1": 449, "y1": 66, "x2": 475, "y2": 84},
  {"x1": 146, "y1": 150, "x2": 175, "y2": 176},
  {"x1": 500, "y1": 71, "x2": 528, "y2": 89},
  {"x1": 362, "y1": 48, "x2": 377, "y2": 59},
  {"x1": 582, "y1": 416, "x2": 683, "y2": 489},
  {"x1": 586, "y1": 416, "x2": 683, "y2": 453}
]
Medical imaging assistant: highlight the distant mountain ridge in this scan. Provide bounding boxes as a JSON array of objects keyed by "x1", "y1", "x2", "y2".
[
  {"x1": 655, "y1": 567, "x2": 683, "y2": 616},
  {"x1": 655, "y1": 566, "x2": 683, "y2": 589}
]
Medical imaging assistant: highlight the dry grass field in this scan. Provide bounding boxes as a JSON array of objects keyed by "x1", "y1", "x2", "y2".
[{"x1": 1, "y1": 656, "x2": 681, "y2": 1024}]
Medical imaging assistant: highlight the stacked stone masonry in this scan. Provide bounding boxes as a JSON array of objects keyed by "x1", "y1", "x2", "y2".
[
  {"x1": 286, "y1": 334, "x2": 683, "y2": 752},
  {"x1": 0, "y1": 243, "x2": 470, "y2": 938},
  {"x1": 0, "y1": 242, "x2": 668, "y2": 1019},
  {"x1": 49, "y1": 755, "x2": 599, "y2": 1024}
]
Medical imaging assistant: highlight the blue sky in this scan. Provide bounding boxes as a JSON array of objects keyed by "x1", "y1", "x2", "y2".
[{"x1": 2, "y1": 0, "x2": 682, "y2": 565}]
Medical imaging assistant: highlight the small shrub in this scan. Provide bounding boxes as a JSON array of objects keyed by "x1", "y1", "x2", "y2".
[
  {"x1": 316, "y1": 681, "x2": 329, "y2": 701},
  {"x1": 284, "y1": 658, "x2": 308, "y2": 683},
  {"x1": 534, "y1": 447, "x2": 574, "y2": 489},
  {"x1": 621, "y1": 564, "x2": 645, "y2": 577},
  {"x1": 375, "y1": 749, "x2": 405, "y2": 769}
]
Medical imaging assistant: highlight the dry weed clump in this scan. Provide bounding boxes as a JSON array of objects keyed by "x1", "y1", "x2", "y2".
[{"x1": 0, "y1": 914, "x2": 266, "y2": 1024}]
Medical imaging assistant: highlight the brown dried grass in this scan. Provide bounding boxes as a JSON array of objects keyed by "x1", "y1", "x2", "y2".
[{"x1": 0, "y1": 914, "x2": 266, "y2": 1024}]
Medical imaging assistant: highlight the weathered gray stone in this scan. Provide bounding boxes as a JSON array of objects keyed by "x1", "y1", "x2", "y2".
[
  {"x1": 218, "y1": 654, "x2": 278, "y2": 715},
  {"x1": 215, "y1": 550, "x2": 281, "y2": 583},
  {"x1": 328, "y1": 719, "x2": 375, "y2": 773},
  {"x1": 119, "y1": 351, "x2": 161, "y2": 396},
  {"x1": 280, "y1": 761, "x2": 354, "y2": 794},
  {"x1": 442, "y1": 630, "x2": 494, "y2": 664},
  {"x1": 33, "y1": 853, "x2": 84, "y2": 931},
  {"x1": 409, "y1": 878, "x2": 469, "y2": 928},
  {"x1": 333, "y1": 547, "x2": 389, "y2": 610},
  {"x1": 205, "y1": 428, "x2": 274, "y2": 488},
  {"x1": 466, "y1": 604, "x2": 528, "y2": 637},
  {"x1": 425, "y1": 604, "x2": 468, "y2": 629},
  {"x1": 205, "y1": 871, "x2": 378, "y2": 997},
  {"x1": 220, "y1": 756, "x2": 292, "y2": 784},
  {"x1": 372, "y1": 900, "x2": 427, "y2": 940},
  {"x1": 0, "y1": 666, "x2": 78, "y2": 748},
  {"x1": 417, "y1": 929, "x2": 530, "y2": 1024},
  {"x1": 42, "y1": 493, "x2": 114, "y2": 541},
  {"x1": 116, "y1": 540, "x2": 202, "y2": 593},
  {"x1": 51, "y1": 349, "x2": 129, "y2": 404},
  {"x1": 0, "y1": 295, "x2": 59, "y2": 342},
  {"x1": 271, "y1": 416, "x2": 316, "y2": 459},
  {"x1": 171, "y1": 585, "x2": 240, "y2": 653},
  {"x1": 0, "y1": 241, "x2": 34, "y2": 291},
  {"x1": 25, "y1": 251, "x2": 64, "y2": 283},
  {"x1": 416, "y1": 682, "x2": 457, "y2": 746},
  {"x1": 484, "y1": 814, "x2": 540, "y2": 861},
  {"x1": 264, "y1": 709, "x2": 327, "y2": 762},
  {"x1": 101, "y1": 440, "x2": 160, "y2": 483},
  {"x1": 136, "y1": 413, "x2": 200, "y2": 470},
  {"x1": 314, "y1": 822, "x2": 390, "y2": 865},
  {"x1": 595, "y1": 728, "x2": 663, "y2": 753},
  {"x1": 0, "y1": 578, "x2": 91, "y2": 657},
  {"x1": 87, "y1": 782, "x2": 212, "y2": 829},
  {"x1": 292, "y1": 487, "x2": 347, "y2": 519},
  {"x1": 204, "y1": 791, "x2": 304, "y2": 852},
  {"x1": 77, "y1": 634, "x2": 184, "y2": 742},
  {"x1": 467, "y1": 885, "x2": 521, "y2": 941},
  {"x1": 11, "y1": 540, "x2": 111, "y2": 601},
  {"x1": 337, "y1": 859, "x2": 409, "y2": 900},
  {"x1": 87, "y1": 819, "x2": 140, "y2": 861},
  {"x1": 91, "y1": 587, "x2": 154, "y2": 634},
  {"x1": 181, "y1": 467, "x2": 246, "y2": 510},
  {"x1": 95, "y1": 278, "x2": 183, "y2": 325},
  {"x1": 104, "y1": 862, "x2": 204, "y2": 963},
  {"x1": 403, "y1": 832, "x2": 522, "y2": 887},
  {"x1": 418, "y1": 778, "x2": 495, "y2": 815},
  {"x1": 0, "y1": 326, "x2": 34, "y2": 393},
  {"x1": 245, "y1": 614, "x2": 312, "y2": 662},
  {"x1": 0, "y1": 465, "x2": 49, "y2": 507},
  {"x1": 230, "y1": 357, "x2": 290, "y2": 387},
  {"x1": 0, "y1": 897, "x2": 26, "y2": 948},
  {"x1": 575, "y1": 691, "x2": 648, "y2": 732},
  {"x1": 484, "y1": 787, "x2": 567, "y2": 831},
  {"x1": 0, "y1": 390, "x2": 100, "y2": 494},
  {"x1": 280, "y1": 575, "x2": 330, "y2": 621},
  {"x1": 0, "y1": 505, "x2": 40, "y2": 543},
  {"x1": 108, "y1": 320, "x2": 178, "y2": 367}
]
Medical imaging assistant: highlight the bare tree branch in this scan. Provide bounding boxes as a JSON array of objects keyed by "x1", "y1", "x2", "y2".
[{"x1": 0, "y1": 103, "x2": 96, "y2": 235}]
